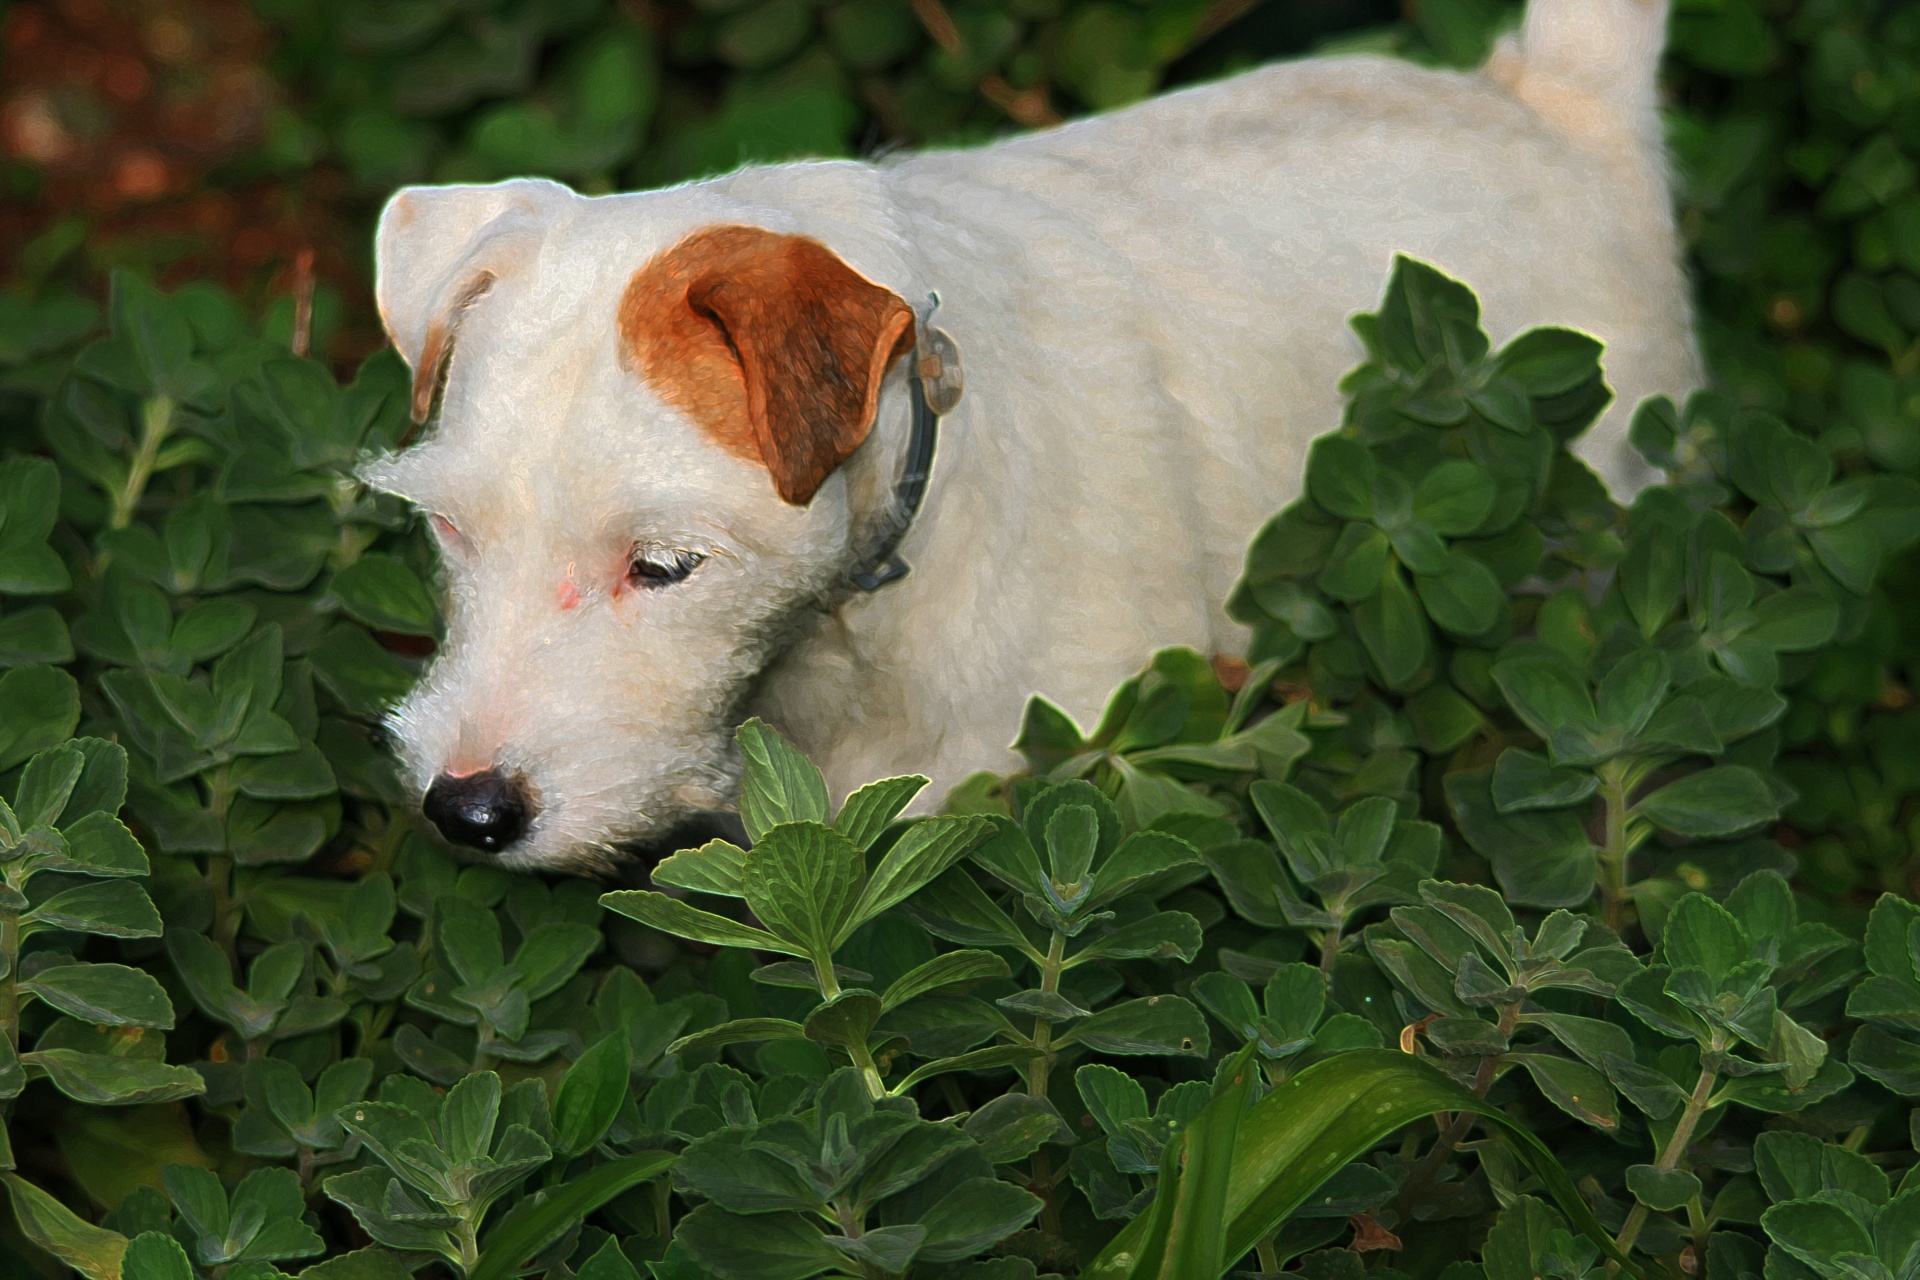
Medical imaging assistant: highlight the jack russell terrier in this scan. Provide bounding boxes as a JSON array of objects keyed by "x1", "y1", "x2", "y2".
[{"x1": 365, "y1": 0, "x2": 1700, "y2": 870}]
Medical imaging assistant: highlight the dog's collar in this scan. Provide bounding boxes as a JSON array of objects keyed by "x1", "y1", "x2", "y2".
[{"x1": 846, "y1": 294, "x2": 962, "y2": 592}]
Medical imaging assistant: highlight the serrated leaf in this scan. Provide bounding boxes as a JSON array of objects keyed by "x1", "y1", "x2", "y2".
[
  {"x1": 598, "y1": 891, "x2": 800, "y2": 956},
  {"x1": 735, "y1": 719, "x2": 830, "y2": 842},
  {"x1": 833, "y1": 775, "x2": 927, "y2": 851}
]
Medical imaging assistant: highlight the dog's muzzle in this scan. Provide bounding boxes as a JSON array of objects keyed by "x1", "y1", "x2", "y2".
[{"x1": 423, "y1": 769, "x2": 531, "y2": 852}]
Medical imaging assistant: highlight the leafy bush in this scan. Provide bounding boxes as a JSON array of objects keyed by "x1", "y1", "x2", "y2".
[
  {"x1": 2, "y1": 1, "x2": 1920, "y2": 1277},
  {"x1": 3, "y1": 235, "x2": 1920, "y2": 1280}
]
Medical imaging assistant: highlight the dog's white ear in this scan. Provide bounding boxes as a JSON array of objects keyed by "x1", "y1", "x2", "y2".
[
  {"x1": 375, "y1": 180, "x2": 570, "y2": 423},
  {"x1": 619, "y1": 225, "x2": 916, "y2": 506}
]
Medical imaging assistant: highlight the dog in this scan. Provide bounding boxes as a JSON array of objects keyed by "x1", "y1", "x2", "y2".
[{"x1": 364, "y1": 0, "x2": 1700, "y2": 870}]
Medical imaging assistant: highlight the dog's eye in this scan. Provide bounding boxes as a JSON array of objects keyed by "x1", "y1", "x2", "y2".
[{"x1": 627, "y1": 547, "x2": 705, "y2": 589}]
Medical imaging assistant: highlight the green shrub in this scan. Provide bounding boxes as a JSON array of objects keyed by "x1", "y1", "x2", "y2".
[{"x1": 1, "y1": 243, "x2": 1920, "y2": 1280}]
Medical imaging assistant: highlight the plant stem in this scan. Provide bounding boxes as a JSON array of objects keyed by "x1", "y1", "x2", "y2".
[
  {"x1": 1027, "y1": 930, "x2": 1068, "y2": 1100},
  {"x1": 814, "y1": 953, "x2": 842, "y2": 1000},
  {"x1": 110, "y1": 394, "x2": 175, "y2": 531},
  {"x1": 1028, "y1": 929, "x2": 1069, "y2": 1236},
  {"x1": 206, "y1": 766, "x2": 242, "y2": 967},
  {"x1": 1392, "y1": 1001, "x2": 1521, "y2": 1223},
  {"x1": 1319, "y1": 923, "x2": 1341, "y2": 975},
  {"x1": 848, "y1": 1037, "x2": 889, "y2": 1100},
  {"x1": 1597, "y1": 761, "x2": 1634, "y2": 934},
  {"x1": 1612, "y1": 1061, "x2": 1718, "y2": 1262},
  {"x1": 453, "y1": 1206, "x2": 482, "y2": 1277}
]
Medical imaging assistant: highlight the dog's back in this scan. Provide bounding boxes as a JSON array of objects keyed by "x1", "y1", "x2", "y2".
[
  {"x1": 765, "y1": 0, "x2": 1700, "y2": 791},
  {"x1": 881, "y1": 0, "x2": 1693, "y2": 524}
]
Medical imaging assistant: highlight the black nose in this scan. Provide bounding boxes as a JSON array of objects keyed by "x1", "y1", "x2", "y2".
[{"x1": 423, "y1": 770, "x2": 530, "y2": 852}]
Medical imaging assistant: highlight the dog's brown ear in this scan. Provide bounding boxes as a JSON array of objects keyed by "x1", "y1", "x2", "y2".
[{"x1": 621, "y1": 226, "x2": 916, "y2": 506}]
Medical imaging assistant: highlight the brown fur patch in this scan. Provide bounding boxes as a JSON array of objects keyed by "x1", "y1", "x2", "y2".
[{"x1": 618, "y1": 225, "x2": 915, "y2": 505}]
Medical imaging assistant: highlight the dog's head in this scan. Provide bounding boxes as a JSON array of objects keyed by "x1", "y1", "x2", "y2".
[{"x1": 361, "y1": 178, "x2": 917, "y2": 870}]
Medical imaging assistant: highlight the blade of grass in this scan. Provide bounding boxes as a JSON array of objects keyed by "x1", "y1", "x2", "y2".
[
  {"x1": 1084, "y1": 1049, "x2": 1637, "y2": 1280},
  {"x1": 469, "y1": 1151, "x2": 676, "y2": 1280},
  {"x1": 1154, "y1": 1045, "x2": 1259, "y2": 1280}
]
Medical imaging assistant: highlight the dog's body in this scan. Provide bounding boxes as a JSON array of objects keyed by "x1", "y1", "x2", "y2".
[{"x1": 369, "y1": 0, "x2": 1699, "y2": 869}]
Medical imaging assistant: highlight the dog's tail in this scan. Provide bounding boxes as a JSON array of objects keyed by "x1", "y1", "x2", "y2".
[{"x1": 1487, "y1": 0, "x2": 1669, "y2": 141}]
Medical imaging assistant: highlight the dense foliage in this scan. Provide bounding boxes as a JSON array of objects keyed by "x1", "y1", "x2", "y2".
[
  {"x1": 3, "y1": 0, "x2": 1920, "y2": 1278},
  {"x1": 0, "y1": 244, "x2": 1914, "y2": 1278}
]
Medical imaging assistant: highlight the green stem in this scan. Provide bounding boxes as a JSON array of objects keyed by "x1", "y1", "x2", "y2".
[
  {"x1": 814, "y1": 954, "x2": 842, "y2": 1000},
  {"x1": 1028, "y1": 929, "x2": 1069, "y2": 1236},
  {"x1": 848, "y1": 1037, "x2": 888, "y2": 1100},
  {"x1": 1027, "y1": 930, "x2": 1068, "y2": 1100},
  {"x1": 110, "y1": 394, "x2": 176, "y2": 531},
  {"x1": 1257, "y1": 1234, "x2": 1282, "y2": 1275},
  {"x1": 1597, "y1": 761, "x2": 1634, "y2": 934},
  {"x1": 653, "y1": 1178, "x2": 672, "y2": 1247},
  {"x1": 1393, "y1": 1000, "x2": 1522, "y2": 1223},
  {"x1": 452, "y1": 1205, "x2": 482, "y2": 1277},
  {"x1": 1613, "y1": 1061, "x2": 1719, "y2": 1261},
  {"x1": 206, "y1": 766, "x2": 242, "y2": 967}
]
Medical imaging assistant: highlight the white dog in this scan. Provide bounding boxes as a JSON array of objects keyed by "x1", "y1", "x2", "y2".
[{"x1": 365, "y1": 0, "x2": 1699, "y2": 870}]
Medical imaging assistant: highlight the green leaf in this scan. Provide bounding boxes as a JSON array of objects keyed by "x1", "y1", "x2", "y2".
[
  {"x1": 1057, "y1": 995, "x2": 1208, "y2": 1056},
  {"x1": 122, "y1": 1231, "x2": 193, "y2": 1280},
  {"x1": 15, "y1": 745, "x2": 83, "y2": 828},
  {"x1": 59, "y1": 811, "x2": 151, "y2": 877},
  {"x1": 23, "y1": 1051, "x2": 205, "y2": 1105},
  {"x1": 803, "y1": 990, "x2": 883, "y2": 1049},
  {"x1": 1417, "y1": 552, "x2": 1505, "y2": 635},
  {"x1": 1082, "y1": 1050, "x2": 1637, "y2": 1280},
  {"x1": 1414, "y1": 460, "x2": 1497, "y2": 536},
  {"x1": 552, "y1": 1035, "x2": 629, "y2": 1158},
  {"x1": 5, "y1": 1172, "x2": 129, "y2": 1279},
  {"x1": 329, "y1": 553, "x2": 436, "y2": 635},
  {"x1": 0, "y1": 665, "x2": 81, "y2": 771},
  {"x1": 598, "y1": 891, "x2": 800, "y2": 956},
  {"x1": 1491, "y1": 749, "x2": 1598, "y2": 812},
  {"x1": 24, "y1": 881, "x2": 163, "y2": 938},
  {"x1": 573, "y1": 1238, "x2": 642, "y2": 1280},
  {"x1": 1514, "y1": 1052, "x2": 1620, "y2": 1131},
  {"x1": 1306, "y1": 436, "x2": 1377, "y2": 520},
  {"x1": 1354, "y1": 566, "x2": 1429, "y2": 687},
  {"x1": 881, "y1": 950, "x2": 1011, "y2": 1010},
  {"x1": 1663, "y1": 894, "x2": 1748, "y2": 981},
  {"x1": 833, "y1": 775, "x2": 927, "y2": 851},
  {"x1": 917, "y1": 1176, "x2": 1045, "y2": 1263},
  {"x1": 742, "y1": 822, "x2": 864, "y2": 959},
  {"x1": 888, "y1": 1045, "x2": 1042, "y2": 1094},
  {"x1": 961, "y1": 1094, "x2": 1070, "y2": 1164},
  {"x1": 22, "y1": 963, "x2": 174, "y2": 1027},
  {"x1": 668, "y1": 1018, "x2": 807, "y2": 1054},
  {"x1": 1069, "y1": 912, "x2": 1205, "y2": 965},
  {"x1": 1148, "y1": 1047, "x2": 1262, "y2": 1280},
  {"x1": 1636, "y1": 766, "x2": 1780, "y2": 837},
  {"x1": 843, "y1": 816, "x2": 991, "y2": 940},
  {"x1": 1761, "y1": 1199, "x2": 1873, "y2": 1273},
  {"x1": 1318, "y1": 523, "x2": 1390, "y2": 601},
  {"x1": 1494, "y1": 327, "x2": 1604, "y2": 396},
  {"x1": 670, "y1": 1205, "x2": 841, "y2": 1280},
  {"x1": 735, "y1": 720, "x2": 830, "y2": 842},
  {"x1": 468, "y1": 1151, "x2": 676, "y2": 1280}
]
